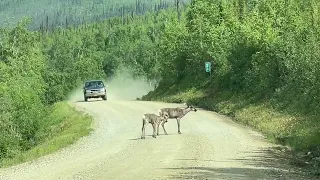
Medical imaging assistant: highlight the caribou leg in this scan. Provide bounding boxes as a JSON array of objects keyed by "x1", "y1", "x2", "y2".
[
  {"x1": 141, "y1": 119, "x2": 146, "y2": 139},
  {"x1": 177, "y1": 118, "x2": 181, "y2": 134},
  {"x1": 152, "y1": 123, "x2": 157, "y2": 138},
  {"x1": 157, "y1": 122, "x2": 160, "y2": 136},
  {"x1": 161, "y1": 120, "x2": 168, "y2": 135}
]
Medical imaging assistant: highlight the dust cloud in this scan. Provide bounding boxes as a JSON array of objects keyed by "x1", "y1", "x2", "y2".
[
  {"x1": 106, "y1": 68, "x2": 158, "y2": 101},
  {"x1": 67, "y1": 68, "x2": 159, "y2": 102},
  {"x1": 67, "y1": 84, "x2": 86, "y2": 102}
]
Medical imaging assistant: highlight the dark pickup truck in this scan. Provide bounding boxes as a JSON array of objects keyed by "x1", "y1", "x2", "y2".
[{"x1": 83, "y1": 80, "x2": 107, "y2": 101}]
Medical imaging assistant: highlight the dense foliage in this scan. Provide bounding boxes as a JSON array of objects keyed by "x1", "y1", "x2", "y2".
[
  {"x1": 0, "y1": 6, "x2": 182, "y2": 162},
  {"x1": 156, "y1": 0, "x2": 320, "y2": 122},
  {"x1": 144, "y1": 0, "x2": 320, "y2": 164},
  {"x1": 1, "y1": 0, "x2": 319, "y2": 171},
  {"x1": 0, "y1": 19, "x2": 103, "y2": 162}
]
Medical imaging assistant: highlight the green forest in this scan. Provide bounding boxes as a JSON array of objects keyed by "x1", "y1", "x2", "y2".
[{"x1": 0, "y1": 0, "x2": 319, "y2": 174}]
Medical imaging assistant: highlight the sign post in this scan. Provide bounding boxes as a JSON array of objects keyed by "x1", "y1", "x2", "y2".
[{"x1": 205, "y1": 61, "x2": 212, "y2": 81}]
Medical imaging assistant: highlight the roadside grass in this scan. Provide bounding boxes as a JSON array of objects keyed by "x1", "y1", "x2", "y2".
[
  {"x1": 142, "y1": 82, "x2": 320, "y2": 176},
  {"x1": 0, "y1": 102, "x2": 93, "y2": 168}
]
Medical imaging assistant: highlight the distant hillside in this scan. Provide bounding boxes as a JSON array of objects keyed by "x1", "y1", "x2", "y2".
[{"x1": 0, "y1": 0, "x2": 190, "y2": 30}]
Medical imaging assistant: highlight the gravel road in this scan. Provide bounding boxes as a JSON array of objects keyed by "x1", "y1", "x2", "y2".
[{"x1": 0, "y1": 99, "x2": 316, "y2": 180}]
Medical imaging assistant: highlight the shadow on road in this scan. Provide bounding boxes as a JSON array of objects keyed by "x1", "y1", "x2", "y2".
[
  {"x1": 129, "y1": 135, "x2": 156, "y2": 141},
  {"x1": 162, "y1": 167, "x2": 278, "y2": 180},
  {"x1": 74, "y1": 99, "x2": 104, "y2": 103},
  {"x1": 129, "y1": 138, "x2": 142, "y2": 141},
  {"x1": 161, "y1": 146, "x2": 318, "y2": 180},
  {"x1": 129, "y1": 134, "x2": 177, "y2": 141}
]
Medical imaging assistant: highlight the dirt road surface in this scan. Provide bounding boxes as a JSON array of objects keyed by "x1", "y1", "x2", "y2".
[{"x1": 0, "y1": 100, "x2": 316, "y2": 180}]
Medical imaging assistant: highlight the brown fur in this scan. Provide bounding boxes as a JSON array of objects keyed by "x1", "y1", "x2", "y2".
[
  {"x1": 141, "y1": 113, "x2": 167, "y2": 139},
  {"x1": 158, "y1": 105, "x2": 197, "y2": 135}
]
